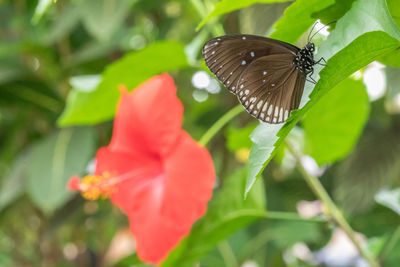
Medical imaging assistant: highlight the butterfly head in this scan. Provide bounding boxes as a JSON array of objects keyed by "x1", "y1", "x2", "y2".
[{"x1": 305, "y1": 42, "x2": 315, "y2": 53}]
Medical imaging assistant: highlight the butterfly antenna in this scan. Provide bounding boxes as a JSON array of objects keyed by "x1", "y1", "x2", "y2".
[
  {"x1": 309, "y1": 21, "x2": 337, "y2": 41},
  {"x1": 307, "y1": 21, "x2": 319, "y2": 42}
]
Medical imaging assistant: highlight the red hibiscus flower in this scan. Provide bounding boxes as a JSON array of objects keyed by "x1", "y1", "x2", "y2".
[{"x1": 68, "y1": 74, "x2": 215, "y2": 264}]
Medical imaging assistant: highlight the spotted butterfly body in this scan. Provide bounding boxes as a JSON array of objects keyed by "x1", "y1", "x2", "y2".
[{"x1": 202, "y1": 34, "x2": 317, "y2": 124}]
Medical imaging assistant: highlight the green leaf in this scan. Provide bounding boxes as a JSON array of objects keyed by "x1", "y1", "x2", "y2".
[
  {"x1": 44, "y1": 4, "x2": 80, "y2": 44},
  {"x1": 26, "y1": 127, "x2": 96, "y2": 213},
  {"x1": 379, "y1": 49, "x2": 400, "y2": 67},
  {"x1": 196, "y1": 0, "x2": 291, "y2": 31},
  {"x1": 387, "y1": 0, "x2": 400, "y2": 27},
  {"x1": 161, "y1": 167, "x2": 266, "y2": 267},
  {"x1": 32, "y1": 0, "x2": 57, "y2": 24},
  {"x1": 334, "y1": 128, "x2": 400, "y2": 214},
  {"x1": 270, "y1": 0, "x2": 335, "y2": 44},
  {"x1": 226, "y1": 124, "x2": 257, "y2": 152},
  {"x1": 0, "y1": 153, "x2": 29, "y2": 212},
  {"x1": 379, "y1": 0, "x2": 400, "y2": 67},
  {"x1": 246, "y1": 0, "x2": 400, "y2": 196},
  {"x1": 311, "y1": 0, "x2": 357, "y2": 27},
  {"x1": 266, "y1": 220, "x2": 324, "y2": 248},
  {"x1": 58, "y1": 41, "x2": 188, "y2": 126},
  {"x1": 77, "y1": 0, "x2": 136, "y2": 42},
  {"x1": 303, "y1": 78, "x2": 369, "y2": 165},
  {"x1": 375, "y1": 188, "x2": 400, "y2": 215}
]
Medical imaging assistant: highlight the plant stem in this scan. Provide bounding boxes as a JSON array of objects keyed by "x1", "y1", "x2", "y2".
[
  {"x1": 285, "y1": 140, "x2": 380, "y2": 267},
  {"x1": 189, "y1": 0, "x2": 225, "y2": 36},
  {"x1": 199, "y1": 105, "x2": 244, "y2": 146},
  {"x1": 379, "y1": 225, "x2": 400, "y2": 262},
  {"x1": 217, "y1": 241, "x2": 239, "y2": 267},
  {"x1": 264, "y1": 211, "x2": 327, "y2": 223}
]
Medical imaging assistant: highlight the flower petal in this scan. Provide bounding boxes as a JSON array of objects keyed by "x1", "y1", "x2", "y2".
[
  {"x1": 127, "y1": 131, "x2": 215, "y2": 264},
  {"x1": 95, "y1": 147, "x2": 161, "y2": 212},
  {"x1": 110, "y1": 74, "x2": 183, "y2": 157},
  {"x1": 162, "y1": 131, "x2": 215, "y2": 227}
]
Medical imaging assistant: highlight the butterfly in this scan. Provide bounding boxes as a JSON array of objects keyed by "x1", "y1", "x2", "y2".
[{"x1": 202, "y1": 34, "x2": 325, "y2": 124}]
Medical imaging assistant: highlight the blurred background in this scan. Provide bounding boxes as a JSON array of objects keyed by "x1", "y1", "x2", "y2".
[{"x1": 0, "y1": 0, "x2": 399, "y2": 266}]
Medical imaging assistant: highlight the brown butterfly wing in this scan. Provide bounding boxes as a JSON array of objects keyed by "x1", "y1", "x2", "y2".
[
  {"x1": 235, "y1": 54, "x2": 306, "y2": 123},
  {"x1": 202, "y1": 34, "x2": 299, "y2": 94}
]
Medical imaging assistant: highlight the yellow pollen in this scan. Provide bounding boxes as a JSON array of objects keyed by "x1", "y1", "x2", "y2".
[{"x1": 80, "y1": 173, "x2": 114, "y2": 200}]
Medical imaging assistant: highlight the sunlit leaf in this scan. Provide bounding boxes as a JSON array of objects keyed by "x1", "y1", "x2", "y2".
[
  {"x1": 303, "y1": 78, "x2": 369, "y2": 165},
  {"x1": 32, "y1": 0, "x2": 57, "y2": 24},
  {"x1": 246, "y1": 0, "x2": 400, "y2": 196},
  {"x1": 196, "y1": 0, "x2": 290, "y2": 31},
  {"x1": 26, "y1": 128, "x2": 96, "y2": 213},
  {"x1": 270, "y1": 0, "x2": 334, "y2": 44},
  {"x1": 69, "y1": 75, "x2": 102, "y2": 93},
  {"x1": 162, "y1": 167, "x2": 266, "y2": 267},
  {"x1": 375, "y1": 188, "x2": 400, "y2": 215},
  {"x1": 58, "y1": 41, "x2": 188, "y2": 126}
]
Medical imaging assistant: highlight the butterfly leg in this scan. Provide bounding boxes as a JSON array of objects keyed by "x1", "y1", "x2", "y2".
[
  {"x1": 315, "y1": 57, "x2": 326, "y2": 66},
  {"x1": 306, "y1": 77, "x2": 317, "y2": 84},
  {"x1": 306, "y1": 69, "x2": 317, "y2": 84}
]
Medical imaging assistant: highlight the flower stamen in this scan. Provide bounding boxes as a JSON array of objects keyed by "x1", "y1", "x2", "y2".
[{"x1": 68, "y1": 164, "x2": 161, "y2": 200}]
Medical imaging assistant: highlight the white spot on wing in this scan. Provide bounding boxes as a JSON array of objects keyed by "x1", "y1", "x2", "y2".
[
  {"x1": 257, "y1": 100, "x2": 263, "y2": 109},
  {"x1": 239, "y1": 91, "x2": 243, "y2": 96},
  {"x1": 242, "y1": 36, "x2": 246, "y2": 40},
  {"x1": 250, "y1": 104, "x2": 254, "y2": 109},
  {"x1": 262, "y1": 102, "x2": 268, "y2": 112},
  {"x1": 271, "y1": 83, "x2": 275, "y2": 87},
  {"x1": 250, "y1": 51, "x2": 255, "y2": 57},
  {"x1": 244, "y1": 89, "x2": 249, "y2": 95},
  {"x1": 273, "y1": 117, "x2": 277, "y2": 123},
  {"x1": 268, "y1": 105, "x2": 273, "y2": 115},
  {"x1": 279, "y1": 108, "x2": 283, "y2": 121},
  {"x1": 260, "y1": 113, "x2": 265, "y2": 119},
  {"x1": 240, "y1": 84, "x2": 244, "y2": 89},
  {"x1": 274, "y1": 106, "x2": 279, "y2": 117},
  {"x1": 241, "y1": 60, "x2": 246, "y2": 65},
  {"x1": 250, "y1": 97, "x2": 256, "y2": 103},
  {"x1": 263, "y1": 71, "x2": 267, "y2": 75},
  {"x1": 284, "y1": 110, "x2": 289, "y2": 120},
  {"x1": 245, "y1": 101, "x2": 249, "y2": 106},
  {"x1": 253, "y1": 110, "x2": 257, "y2": 115}
]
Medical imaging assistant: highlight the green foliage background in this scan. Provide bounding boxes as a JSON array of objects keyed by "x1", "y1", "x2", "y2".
[{"x1": 0, "y1": 0, "x2": 400, "y2": 266}]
